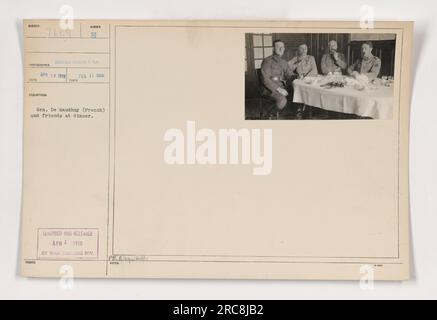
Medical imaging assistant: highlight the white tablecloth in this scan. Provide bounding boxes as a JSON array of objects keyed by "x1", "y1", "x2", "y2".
[{"x1": 292, "y1": 78, "x2": 394, "y2": 119}]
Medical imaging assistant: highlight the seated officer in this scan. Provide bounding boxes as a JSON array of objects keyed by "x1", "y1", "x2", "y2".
[
  {"x1": 348, "y1": 41, "x2": 381, "y2": 80},
  {"x1": 320, "y1": 40, "x2": 347, "y2": 74},
  {"x1": 288, "y1": 44, "x2": 318, "y2": 78},
  {"x1": 260, "y1": 39, "x2": 293, "y2": 112}
]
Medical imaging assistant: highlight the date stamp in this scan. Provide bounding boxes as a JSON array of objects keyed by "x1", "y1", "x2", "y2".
[{"x1": 37, "y1": 228, "x2": 99, "y2": 260}]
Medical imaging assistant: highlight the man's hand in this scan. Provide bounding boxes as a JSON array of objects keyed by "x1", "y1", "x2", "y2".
[{"x1": 276, "y1": 87, "x2": 288, "y2": 96}]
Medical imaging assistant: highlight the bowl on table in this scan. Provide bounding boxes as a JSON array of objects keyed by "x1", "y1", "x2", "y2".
[
  {"x1": 303, "y1": 77, "x2": 317, "y2": 85},
  {"x1": 354, "y1": 83, "x2": 365, "y2": 91}
]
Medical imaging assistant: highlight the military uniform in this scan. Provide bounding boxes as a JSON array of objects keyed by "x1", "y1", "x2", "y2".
[
  {"x1": 288, "y1": 55, "x2": 318, "y2": 77},
  {"x1": 320, "y1": 52, "x2": 347, "y2": 74},
  {"x1": 260, "y1": 54, "x2": 292, "y2": 110},
  {"x1": 348, "y1": 55, "x2": 381, "y2": 79}
]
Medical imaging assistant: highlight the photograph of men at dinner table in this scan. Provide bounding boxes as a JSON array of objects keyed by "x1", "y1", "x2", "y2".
[{"x1": 244, "y1": 32, "x2": 396, "y2": 120}]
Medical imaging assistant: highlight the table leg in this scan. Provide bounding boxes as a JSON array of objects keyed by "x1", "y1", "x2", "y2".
[{"x1": 296, "y1": 104, "x2": 306, "y2": 120}]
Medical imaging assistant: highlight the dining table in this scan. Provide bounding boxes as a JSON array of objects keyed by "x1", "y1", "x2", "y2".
[{"x1": 292, "y1": 75, "x2": 394, "y2": 120}]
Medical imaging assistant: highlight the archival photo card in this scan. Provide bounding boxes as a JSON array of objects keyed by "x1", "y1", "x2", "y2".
[{"x1": 20, "y1": 20, "x2": 412, "y2": 280}]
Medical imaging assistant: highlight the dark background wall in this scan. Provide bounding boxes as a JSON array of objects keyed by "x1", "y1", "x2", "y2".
[{"x1": 245, "y1": 33, "x2": 396, "y2": 99}]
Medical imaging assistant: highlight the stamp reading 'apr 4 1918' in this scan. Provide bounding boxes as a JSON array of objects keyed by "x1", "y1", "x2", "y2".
[{"x1": 37, "y1": 228, "x2": 99, "y2": 260}]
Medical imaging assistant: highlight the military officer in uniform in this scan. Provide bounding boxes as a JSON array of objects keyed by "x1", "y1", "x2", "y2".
[
  {"x1": 260, "y1": 39, "x2": 293, "y2": 113},
  {"x1": 288, "y1": 44, "x2": 318, "y2": 78},
  {"x1": 348, "y1": 41, "x2": 381, "y2": 80},
  {"x1": 320, "y1": 40, "x2": 347, "y2": 74}
]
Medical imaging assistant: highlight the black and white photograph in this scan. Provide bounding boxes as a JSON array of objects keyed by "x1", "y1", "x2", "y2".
[{"x1": 245, "y1": 33, "x2": 396, "y2": 120}]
